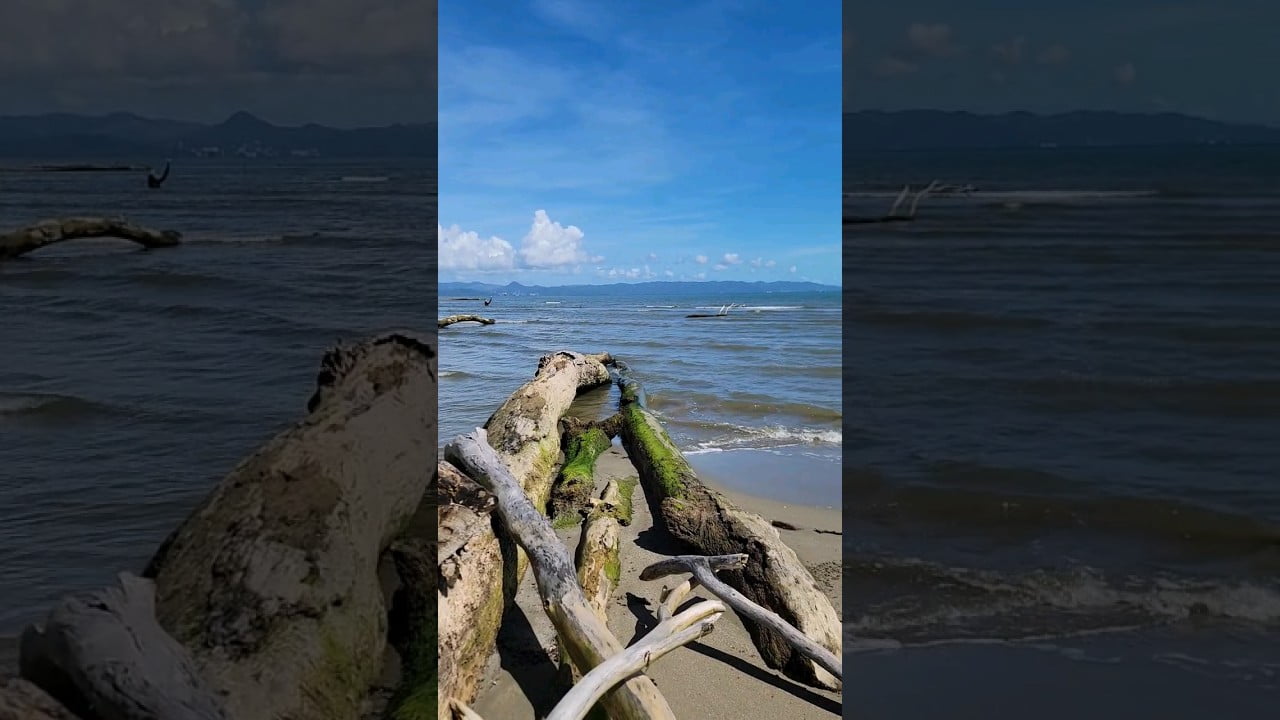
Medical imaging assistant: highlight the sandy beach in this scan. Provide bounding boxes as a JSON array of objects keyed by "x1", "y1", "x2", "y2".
[{"x1": 469, "y1": 440, "x2": 843, "y2": 719}]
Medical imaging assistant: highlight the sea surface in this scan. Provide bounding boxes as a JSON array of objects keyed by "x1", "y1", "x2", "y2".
[
  {"x1": 845, "y1": 145, "x2": 1280, "y2": 714},
  {"x1": 0, "y1": 159, "x2": 435, "y2": 634},
  {"x1": 438, "y1": 291, "x2": 842, "y2": 507}
]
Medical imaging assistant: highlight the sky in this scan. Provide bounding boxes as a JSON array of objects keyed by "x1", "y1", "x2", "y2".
[
  {"x1": 438, "y1": 0, "x2": 842, "y2": 286},
  {"x1": 0, "y1": 0, "x2": 435, "y2": 127},
  {"x1": 846, "y1": 0, "x2": 1280, "y2": 126}
]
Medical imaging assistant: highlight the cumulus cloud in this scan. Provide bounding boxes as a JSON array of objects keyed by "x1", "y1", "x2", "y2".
[
  {"x1": 438, "y1": 224, "x2": 516, "y2": 271},
  {"x1": 646, "y1": 252, "x2": 659, "y2": 261},
  {"x1": 713, "y1": 263, "x2": 729, "y2": 271},
  {"x1": 664, "y1": 269, "x2": 674, "y2": 277},
  {"x1": 789, "y1": 265, "x2": 797, "y2": 273},
  {"x1": 694, "y1": 254, "x2": 709, "y2": 264},
  {"x1": 722, "y1": 253, "x2": 742, "y2": 265},
  {"x1": 749, "y1": 257, "x2": 777, "y2": 269},
  {"x1": 520, "y1": 210, "x2": 603, "y2": 267}
]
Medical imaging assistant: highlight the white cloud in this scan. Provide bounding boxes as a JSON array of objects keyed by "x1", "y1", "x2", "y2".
[
  {"x1": 713, "y1": 263, "x2": 728, "y2": 271},
  {"x1": 663, "y1": 269, "x2": 674, "y2": 277},
  {"x1": 766, "y1": 259, "x2": 776, "y2": 267},
  {"x1": 749, "y1": 257, "x2": 776, "y2": 269},
  {"x1": 519, "y1": 209, "x2": 603, "y2": 267},
  {"x1": 789, "y1": 265, "x2": 797, "y2": 273},
  {"x1": 438, "y1": 223, "x2": 516, "y2": 271},
  {"x1": 646, "y1": 252, "x2": 659, "y2": 261},
  {"x1": 722, "y1": 252, "x2": 742, "y2": 265},
  {"x1": 694, "y1": 254, "x2": 708, "y2": 264}
]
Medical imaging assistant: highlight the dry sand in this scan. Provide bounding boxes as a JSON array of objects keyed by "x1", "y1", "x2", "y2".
[{"x1": 470, "y1": 441, "x2": 843, "y2": 719}]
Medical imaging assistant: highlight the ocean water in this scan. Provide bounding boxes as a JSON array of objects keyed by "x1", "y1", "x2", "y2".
[
  {"x1": 0, "y1": 159, "x2": 435, "y2": 633},
  {"x1": 438, "y1": 291, "x2": 842, "y2": 507},
  {"x1": 845, "y1": 145, "x2": 1280, "y2": 711}
]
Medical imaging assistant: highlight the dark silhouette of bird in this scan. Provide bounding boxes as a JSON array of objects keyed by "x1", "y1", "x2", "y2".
[
  {"x1": 483, "y1": 298, "x2": 492, "y2": 306},
  {"x1": 147, "y1": 160, "x2": 171, "y2": 188}
]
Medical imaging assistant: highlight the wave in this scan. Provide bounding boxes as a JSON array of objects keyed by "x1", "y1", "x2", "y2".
[
  {"x1": 439, "y1": 370, "x2": 476, "y2": 379},
  {"x1": 647, "y1": 391, "x2": 842, "y2": 424},
  {"x1": 693, "y1": 305, "x2": 804, "y2": 311},
  {"x1": 0, "y1": 392, "x2": 119, "y2": 424},
  {"x1": 845, "y1": 468, "x2": 1280, "y2": 553},
  {"x1": 844, "y1": 553, "x2": 1280, "y2": 645},
  {"x1": 668, "y1": 419, "x2": 842, "y2": 450}
]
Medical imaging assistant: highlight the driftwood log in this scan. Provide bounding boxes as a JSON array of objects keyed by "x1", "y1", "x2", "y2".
[
  {"x1": 575, "y1": 478, "x2": 634, "y2": 620},
  {"x1": 437, "y1": 351, "x2": 614, "y2": 716},
  {"x1": 550, "y1": 423, "x2": 613, "y2": 522},
  {"x1": 17, "y1": 573, "x2": 228, "y2": 719},
  {"x1": 616, "y1": 368, "x2": 843, "y2": 689},
  {"x1": 438, "y1": 315, "x2": 495, "y2": 328},
  {"x1": 0, "y1": 217, "x2": 181, "y2": 260},
  {"x1": 131, "y1": 332, "x2": 437, "y2": 720},
  {"x1": 641, "y1": 555, "x2": 842, "y2": 681},
  {"x1": 445, "y1": 429, "x2": 677, "y2": 720}
]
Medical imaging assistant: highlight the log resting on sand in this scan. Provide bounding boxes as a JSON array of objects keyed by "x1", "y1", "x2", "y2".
[
  {"x1": 437, "y1": 351, "x2": 614, "y2": 716},
  {"x1": 445, "y1": 429, "x2": 677, "y2": 720},
  {"x1": 575, "y1": 477, "x2": 636, "y2": 620},
  {"x1": 615, "y1": 368, "x2": 843, "y2": 690},
  {"x1": 641, "y1": 554, "x2": 842, "y2": 682},
  {"x1": 550, "y1": 421, "x2": 614, "y2": 522},
  {"x1": 135, "y1": 332, "x2": 436, "y2": 720},
  {"x1": 438, "y1": 315, "x2": 496, "y2": 328},
  {"x1": 0, "y1": 217, "x2": 181, "y2": 260}
]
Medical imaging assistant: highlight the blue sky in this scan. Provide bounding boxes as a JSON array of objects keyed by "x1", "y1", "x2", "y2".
[
  {"x1": 438, "y1": 0, "x2": 841, "y2": 286},
  {"x1": 847, "y1": 1, "x2": 1280, "y2": 125}
]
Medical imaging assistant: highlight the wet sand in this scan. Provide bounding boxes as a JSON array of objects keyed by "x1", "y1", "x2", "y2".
[{"x1": 470, "y1": 441, "x2": 843, "y2": 719}]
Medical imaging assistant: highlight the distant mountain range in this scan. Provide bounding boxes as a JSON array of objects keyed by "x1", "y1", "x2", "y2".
[
  {"x1": 0, "y1": 111, "x2": 435, "y2": 159},
  {"x1": 845, "y1": 110, "x2": 1280, "y2": 151},
  {"x1": 441, "y1": 280, "x2": 839, "y2": 297}
]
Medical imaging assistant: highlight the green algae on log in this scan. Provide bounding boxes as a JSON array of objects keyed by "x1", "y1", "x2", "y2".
[
  {"x1": 615, "y1": 369, "x2": 844, "y2": 690},
  {"x1": 445, "y1": 429, "x2": 678, "y2": 720},
  {"x1": 437, "y1": 351, "x2": 616, "y2": 716},
  {"x1": 551, "y1": 425, "x2": 613, "y2": 523},
  {"x1": 0, "y1": 217, "x2": 181, "y2": 260}
]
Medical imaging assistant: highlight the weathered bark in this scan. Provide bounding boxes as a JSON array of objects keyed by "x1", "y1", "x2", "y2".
[
  {"x1": 436, "y1": 351, "x2": 614, "y2": 716},
  {"x1": 0, "y1": 677, "x2": 79, "y2": 720},
  {"x1": 445, "y1": 429, "x2": 677, "y2": 720},
  {"x1": 550, "y1": 424, "x2": 613, "y2": 522},
  {"x1": 435, "y1": 462, "x2": 504, "y2": 720},
  {"x1": 616, "y1": 371, "x2": 843, "y2": 690},
  {"x1": 575, "y1": 478, "x2": 635, "y2": 621},
  {"x1": 17, "y1": 573, "x2": 228, "y2": 720},
  {"x1": 641, "y1": 555, "x2": 842, "y2": 682},
  {"x1": 139, "y1": 332, "x2": 436, "y2": 720},
  {"x1": 438, "y1": 315, "x2": 495, "y2": 328},
  {"x1": 0, "y1": 217, "x2": 181, "y2": 260}
]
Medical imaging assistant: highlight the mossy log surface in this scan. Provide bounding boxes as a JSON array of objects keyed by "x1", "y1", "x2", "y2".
[
  {"x1": 615, "y1": 370, "x2": 843, "y2": 690},
  {"x1": 138, "y1": 332, "x2": 437, "y2": 720},
  {"x1": 575, "y1": 478, "x2": 635, "y2": 621},
  {"x1": 0, "y1": 217, "x2": 181, "y2": 260},
  {"x1": 437, "y1": 351, "x2": 614, "y2": 715},
  {"x1": 550, "y1": 425, "x2": 613, "y2": 523},
  {"x1": 445, "y1": 429, "x2": 677, "y2": 720}
]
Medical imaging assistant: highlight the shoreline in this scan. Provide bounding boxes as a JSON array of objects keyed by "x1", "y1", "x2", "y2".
[{"x1": 468, "y1": 441, "x2": 843, "y2": 719}]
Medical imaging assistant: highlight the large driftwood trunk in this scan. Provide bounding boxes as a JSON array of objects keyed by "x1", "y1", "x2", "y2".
[
  {"x1": 18, "y1": 573, "x2": 228, "y2": 719},
  {"x1": 445, "y1": 430, "x2": 676, "y2": 720},
  {"x1": 436, "y1": 352, "x2": 613, "y2": 715},
  {"x1": 138, "y1": 332, "x2": 436, "y2": 720},
  {"x1": 616, "y1": 371, "x2": 843, "y2": 690},
  {"x1": 0, "y1": 217, "x2": 181, "y2": 260}
]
